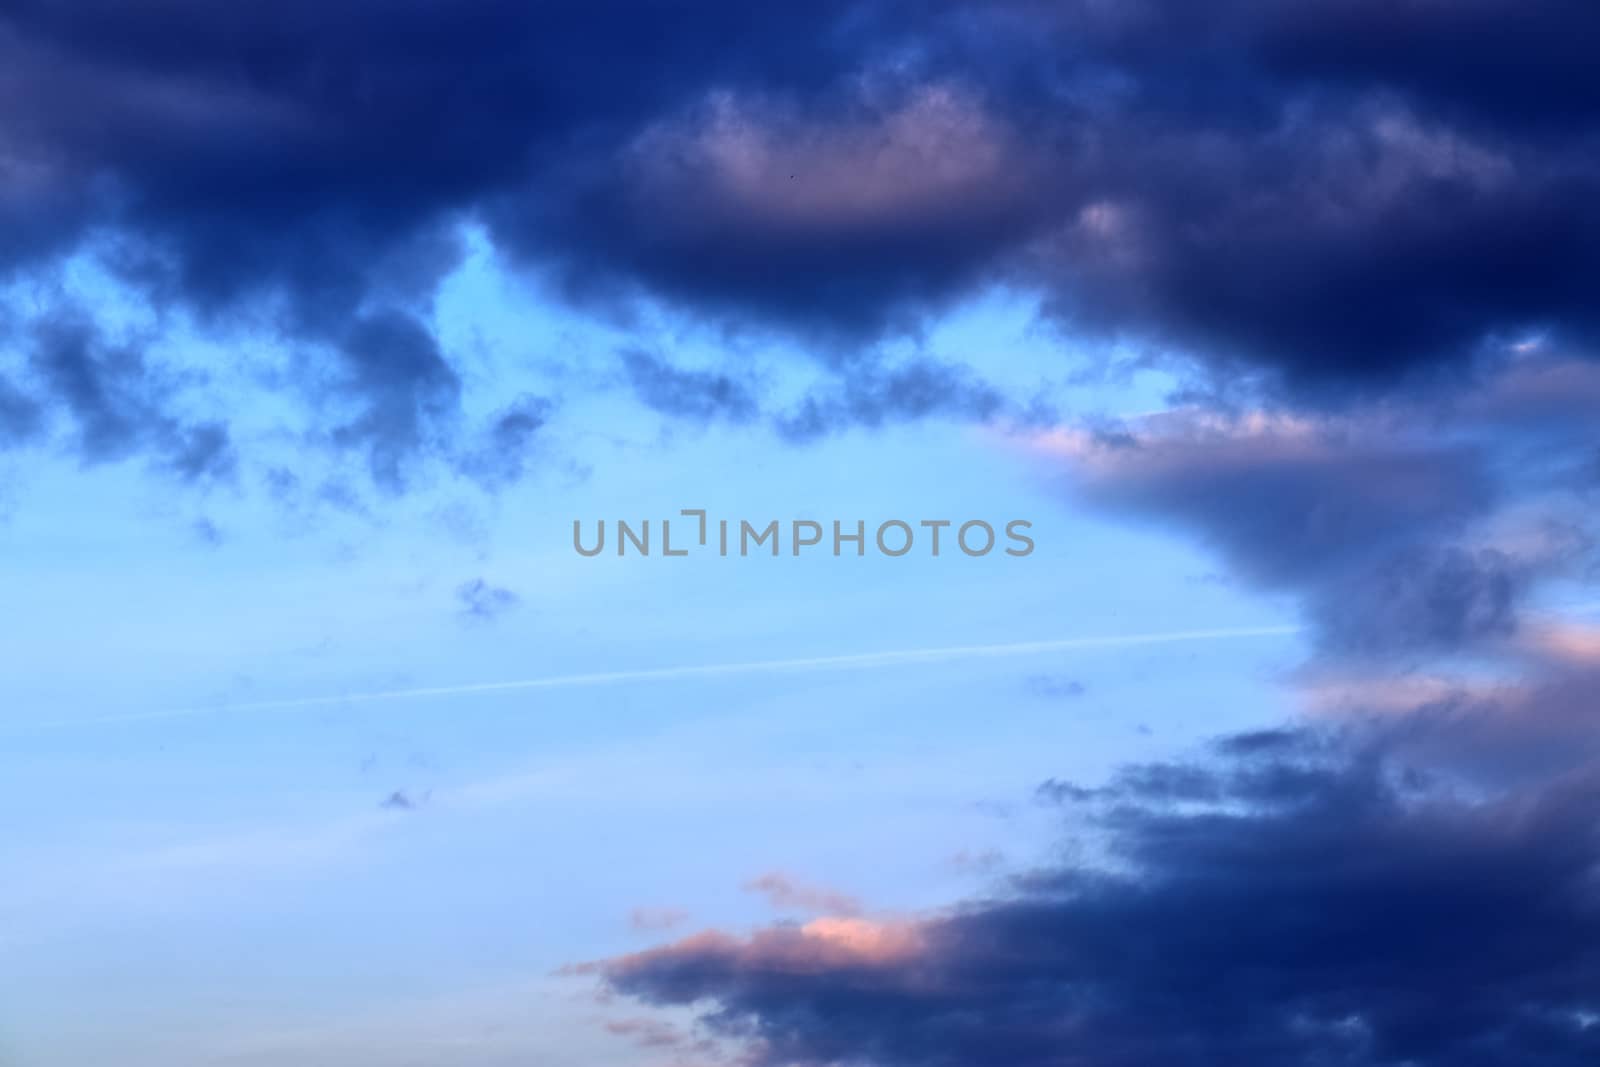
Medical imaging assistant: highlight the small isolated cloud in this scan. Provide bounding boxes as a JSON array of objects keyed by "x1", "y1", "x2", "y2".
[
  {"x1": 379, "y1": 789, "x2": 427, "y2": 812},
  {"x1": 629, "y1": 907, "x2": 691, "y2": 934},
  {"x1": 191, "y1": 517, "x2": 222, "y2": 546},
  {"x1": 743, "y1": 872, "x2": 862, "y2": 917},
  {"x1": 457, "y1": 395, "x2": 555, "y2": 490},
  {"x1": 1025, "y1": 674, "x2": 1086, "y2": 699},
  {"x1": 456, "y1": 579, "x2": 521, "y2": 623}
]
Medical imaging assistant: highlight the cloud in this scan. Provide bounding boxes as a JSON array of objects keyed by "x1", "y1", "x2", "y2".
[
  {"x1": 326, "y1": 310, "x2": 460, "y2": 490},
  {"x1": 743, "y1": 872, "x2": 863, "y2": 917},
  {"x1": 378, "y1": 790, "x2": 421, "y2": 812},
  {"x1": 190, "y1": 516, "x2": 222, "y2": 546},
  {"x1": 0, "y1": 1, "x2": 892, "y2": 338},
  {"x1": 455, "y1": 578, "x2": 520, "y2": 623},
  {"x1": 21, "y1": 308, "x2": 235, "y2": 480},
  {"x1": 1322, "y1": 665, "x2": 1600, "y2": 793},
  {"x1": 0, "y1": 0, "x2": 888, "y2": 486},
  {"x1": 540, "y1": 82, "x2": 1052, "y2": 338},
  {"x1": 629, "y1": 908, "x2": 691, "y2": 934},
  {"x1": 1035, "y1": 387, "x2": 1600, "y2": 662},
  {"x1": 775, "y1": 357, "x2": 1019, "y2": 442},
  {"x1": 3, "y1": 0, "x2": 1599, "y2": 489},
  {"x1": 1042, "y1": 412, "x2": 1496, "y2": 584},
  {"x1": 616, "y1": 346, "x2": 1030, "y2": 442},
  {"x1": 1024, "y1": 675, "x2": 1086, "y2": 700},
  {"x1": 455, "y1": 394, "x2": 556, "y2": 490},
  {"x1": 620, "y1": 348, "x2": 760, "y2": 425},
  {"x1": 1519, "y1": 620, "x2": 1600, "y2": 668},
  {"x1": 601, "y1": 1016, "x2": 713, "y2": 1058},
  {"x1": 583, "y1": 916, "x2": 926, "y2": 990},
  {"x1": 587, "y1": 724, "x2": 1600, "y2": 1067},
  {"x1": 0, "y1": 374, "x2": 43, "y2": 446},
  {"x1": 1315, "y1": 545, "x2": 1521, "y2": 656},
  {"x1": 1039, "y1": 409, "x2": 1526, "y2": 657}
]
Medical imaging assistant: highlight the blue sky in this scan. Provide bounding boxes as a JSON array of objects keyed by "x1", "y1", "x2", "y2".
[{"x1": 0, "y1": 267, "x2": 1301, "y2": 1064}]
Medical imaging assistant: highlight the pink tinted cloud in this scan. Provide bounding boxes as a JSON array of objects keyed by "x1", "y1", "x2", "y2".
[
  {"x1": 624, "y1": 84, "x2": 1043, "y2": 237},
  {"x1": 742, "y1": 871, "x2": 862, "y2": 916},
  {"x1": 578, "y1": 916, "x2": 927, "y2": 986}
]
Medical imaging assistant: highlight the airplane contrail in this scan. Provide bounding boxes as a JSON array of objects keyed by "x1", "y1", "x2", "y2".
[{"x1": 54, "y1": 623, "x2": 1299, "y2": 729}]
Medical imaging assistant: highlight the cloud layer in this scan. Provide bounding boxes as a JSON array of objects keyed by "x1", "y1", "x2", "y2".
[
  {"x1": 6, "y1": 1, "x2": 1597, "y2": 367},
  {"x1": 5, "y1": 1, "x2": 1600, "y2": 484},
  {"x1": 590, "y1": 723, "x2": 1600, "y2": 1067}
]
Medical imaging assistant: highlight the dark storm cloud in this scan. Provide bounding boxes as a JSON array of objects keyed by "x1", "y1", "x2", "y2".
[
  {"x1": 3, "y1": 0, "x2": 1599, "y2": 427},
  {"x1": 589, "y1": 725, "x2": 1600, "y2": 1067},
  {"x1": 492, "y1": 1, "x2": 1600, "y2": 384},
  {"x1": 0, "y1": 0, "x2": 894, "y2": 322},
  {"x1": 1183, "y1": 0, "x2": 1600, "y2": 130}
]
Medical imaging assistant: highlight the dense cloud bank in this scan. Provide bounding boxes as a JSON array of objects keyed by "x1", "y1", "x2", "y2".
[
  {"x1": 5, "y1": 0, "x2": 1598, "y2": 374},
  {"x1": 590, "y1": 716, "x2": 1600, "y2": 1067},
  {"x1": 4, "y1": 1, "x2": 1600, "y2": 481}
]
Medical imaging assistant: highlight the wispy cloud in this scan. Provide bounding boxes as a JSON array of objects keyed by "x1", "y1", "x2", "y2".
[{"x1": 744, "y1": 872, "x2": 863, "y2": 917}]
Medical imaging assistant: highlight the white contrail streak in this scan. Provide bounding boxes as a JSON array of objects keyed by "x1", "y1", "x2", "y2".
[{"x1": 55, "y1": 624, "x2": 1299, "y2": 729}]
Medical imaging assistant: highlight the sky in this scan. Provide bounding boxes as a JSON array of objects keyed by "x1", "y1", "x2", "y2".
[{"x1": 1, "y1": 4, "x2": 1599, "y2": 1066}]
